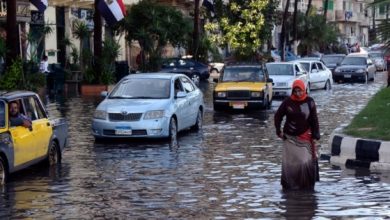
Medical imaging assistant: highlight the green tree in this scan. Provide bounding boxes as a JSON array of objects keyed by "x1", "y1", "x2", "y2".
[
  {"x1": 121, "y1": 0, "x2": 192, "y2": 71},
  {"x1": 205, "y1": 0, "x2": 269, "y2": 59},
  {"x1": 72, "y1": 20, "x2": 92, "y2": 81}
]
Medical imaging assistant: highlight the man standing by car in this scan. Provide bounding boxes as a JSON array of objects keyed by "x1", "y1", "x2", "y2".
[{"x1": 9, "y1": 101, "x2": 31, "y2": 128}]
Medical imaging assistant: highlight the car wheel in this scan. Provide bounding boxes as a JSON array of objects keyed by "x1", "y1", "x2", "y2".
[
  {"x1": 324, "y1": 80, "x2": 331, "y2": 90},
  {"x1": 169, "y1": 117, "x2": 177, "y2": 141},
  {"x1": 191, "y1": 73, "x2": 200, "y2": 85},
  {"x1": 192, "y1": 109, "x2": 203, "y2": 130},
  {"x1": 47, "y1": 141, "x2": 61, "y2": 166},
  {"x1": 0, "y1": 157, "x2": 8, "y2": 186}
]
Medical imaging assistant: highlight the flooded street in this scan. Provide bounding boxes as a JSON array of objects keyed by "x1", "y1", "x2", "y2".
[{"x1": 1, "y1": 72, "x2": 390, "y2": 219}]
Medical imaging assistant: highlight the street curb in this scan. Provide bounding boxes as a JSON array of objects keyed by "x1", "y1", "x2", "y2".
[{"x1": 321, "y1": 126, "x2": 390, "y2": 170}]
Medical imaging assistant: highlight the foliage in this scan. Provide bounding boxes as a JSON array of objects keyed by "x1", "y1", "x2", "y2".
[
  {"x1": 72, "y1": 20, "x2": 92, "y2": 80},
  {"x1": 26, "y1": 24, "x2": 53, "y2": 64},
  {"x1": 370, "y1": 0, "x2": 390, "y2": 45},
  {"x1": 204, "y1": 0, "x2": 269, "y2": 57},
  {"x1": 99, "y1": 38, "x2": 121, "y2": 85},
  {"x1": 345, "y1": 88, "x2": 390, "y2": 141},
  {"x1": 121, "y1": 0, "x2": 192, "y2": 71}
]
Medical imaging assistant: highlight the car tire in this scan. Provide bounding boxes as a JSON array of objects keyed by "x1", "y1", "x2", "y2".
[
  {"x1": 169, "y1": 117, "x2": 177, "y2": 141},
  {"x1": 0, "y1": 157, "x2": 8, "y2": 186},
  {"x1": 191, "y1": 73, "x2": 201, "y2": 86},
  {"x1": 213, "y1": 103, "x2": 223, "y2": 111},
  {"x1": 191, "y1": 109, "x2": 203, "y2": 131},
  {"x1": 324, "y1": 80, "x2": 331, "y2": 90},
  {"x1": 47, "y1": 141, "x2": 61, "y2": 166}
]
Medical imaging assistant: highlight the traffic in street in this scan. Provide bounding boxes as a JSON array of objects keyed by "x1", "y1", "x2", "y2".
[{"x1": 0, "y1": 72, "x2": 389, "y2": 219}]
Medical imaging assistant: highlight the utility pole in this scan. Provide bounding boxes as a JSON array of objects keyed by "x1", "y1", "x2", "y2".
[
  {"x1": 193, "y1": 0, "x2": 200, "y2": 60},
  {"x1": 6, "y1": 0, "x2": 18, "y2": 69},
  {"x1": 94, "y1": 0, "x2": 102, "y2": 78}
]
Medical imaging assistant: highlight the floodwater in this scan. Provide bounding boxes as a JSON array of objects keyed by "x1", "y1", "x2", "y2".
[{"x1": 1, "y1": 72, "x2": 390, "y2": 219}]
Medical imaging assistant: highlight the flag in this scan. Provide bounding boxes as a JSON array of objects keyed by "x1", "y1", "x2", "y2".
[
  {"x1": 98, "y1": 0, "x2": 127, "y2": 26},
  {"x1": 202, "y1": 0, "x2": 214, "y2": 13},
  {"x1": 30, "y1": 0, "x2": 48, "y2": 13}
]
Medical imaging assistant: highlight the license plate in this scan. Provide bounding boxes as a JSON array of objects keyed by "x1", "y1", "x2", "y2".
[
  {"x1": 115, "y1": 126, "x2": 132, "y2": 135},
  {"x1": 230, "y1": 102, "x2": 246, "y2": 109},
  {"x1": 344, "y1": 74, "x2": 351, "y2": 78}
]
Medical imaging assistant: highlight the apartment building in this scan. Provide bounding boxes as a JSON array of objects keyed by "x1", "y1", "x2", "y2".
[{"x1": 274, "y1": 0, "x2": 373, "y2": 48}]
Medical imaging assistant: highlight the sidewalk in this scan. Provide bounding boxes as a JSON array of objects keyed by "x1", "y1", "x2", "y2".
[{"x1": 322, "y1": 126, "x2": 390, "y2": 170}]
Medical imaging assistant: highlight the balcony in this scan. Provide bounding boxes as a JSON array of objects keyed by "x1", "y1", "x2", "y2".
[{"x1": 335, "y1": 10, "x2": 358, "y2": 22}]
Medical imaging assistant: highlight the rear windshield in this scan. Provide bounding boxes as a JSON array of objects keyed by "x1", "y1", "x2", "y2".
[
  {"x1": 341, "y1": 57, "x2": 366, "y2": 65},
  {"x1": 266, "y1": 64, "x2": 294, "y2": 75},
  {"x1": 322, "y1": 56, "x2": 345, "y2": 65},
  {"x1": 221, "y1": 67, "x2": 264, "y2": 82},
  {"x1": 0, "y1": 101, "x2": 4, "y2": 128},
  {"x1": 369, "y1": 53, "x2": 383, "y2": 58}
]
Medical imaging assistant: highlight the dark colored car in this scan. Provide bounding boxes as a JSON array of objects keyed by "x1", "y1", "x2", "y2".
[
  {"x1": 333, "y1": 54, "x2": 376, "y2": 83},
  {"x1": 321, "y1": 54, "x2": 346, "y2": 75},
  {"x1": 161, "y1": 58, "x2": 210, "y2": 85}
]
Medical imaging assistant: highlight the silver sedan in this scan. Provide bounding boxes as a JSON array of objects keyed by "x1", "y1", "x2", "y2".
[{"x1": 92, "y1": 73, "x2": 204, "y2": 139}]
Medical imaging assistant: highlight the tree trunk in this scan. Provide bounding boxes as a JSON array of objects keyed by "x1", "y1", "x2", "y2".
[
  {"x1": 280, "y1": 0, "x2": 291, "y2": 61},
  {"x1": 193, "y1": 0, "x2": 200, "y2": 60},
  {"x1": 6, "y1": 0, "x2": 18, "y2": 69},
  {"x1": 292, "y1": 0, "x2": 298, "y2": 55},
  {"x1": 372, "y1": 6, "x2": 376, "y2": 40},
  {"x1": 323, "y1": 0, "x2": 329, "y2": 22},
  {"x1": 94, "y1": 0, "x2": 102, "y2": 81},
  {"x1": 306, "y1": 0, "x2": 312, "y2": 16}
]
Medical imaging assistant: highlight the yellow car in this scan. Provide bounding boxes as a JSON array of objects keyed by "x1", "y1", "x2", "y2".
[
  {"x1": 213, "y1": 63, "x2": 273, "y2": 111},
  {"x1": 0, "y1": 91, "x2": 68, "y2": 185}
]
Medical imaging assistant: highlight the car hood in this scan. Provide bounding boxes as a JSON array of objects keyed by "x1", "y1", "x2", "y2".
[
  {"x1": 214, "y1": 82, "x2": 267, "y2": 92},
  {"x1": 268, "y1": 75, "x2": 296, "y2": 83},
  {"x1": 336, "y1": 65, "x2": 366, "y2": 70},
  {"x1": 97, "y1": 98, "x2": 169, "y2": 113}
]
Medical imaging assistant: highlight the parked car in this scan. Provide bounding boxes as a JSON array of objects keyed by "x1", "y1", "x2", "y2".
[
  {"x1": 295, "y1": 59, "x2": 333, "y2": 90},
  {"x1": 368, "y1": 51, "x2": 386, "y2": 71},
  {"x1": 321, "y1": 54, "x2": 346, "y2": 75},
  {"x1": 92, "y1": 73, "x2": 204, "y2": 140},
  {"x1": 161, "y1": 58, "x2": 210, "y2": 85},
  {"x1": 266, "y1": 62, "x2": 310, "y2": 98},
  {"x1": 0, "y1": 91, "x2": 68, "y2": 185},
  {"x1": 209, "y1": 62, "x2": 225, "y2": 81},
  {"x1": 333, "y1": 54, "x2": 376, "y2": 83},
  {"x1": 213, "y1": 63, "x2": 273, "y2": 111}
]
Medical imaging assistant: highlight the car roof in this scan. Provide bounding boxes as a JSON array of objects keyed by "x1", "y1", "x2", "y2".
[
  {"x1": 225, "y1": 62, "x2": 263, "y2": 67},
  {"x1": 346, "y1": 53, "x2": 369, "y2": 58},
  {"x1": 123, "y1": 73, "x2": 182, "y2": 80},
  {"x1": 267, "y1": 61, "x2": 300, "y2": 65},
  {"x1": 0, "y1": 91, "x2": 38, "y2": 101},
  {"x1": 322, "y1": 54, "x2": 346, "y2": 57}
]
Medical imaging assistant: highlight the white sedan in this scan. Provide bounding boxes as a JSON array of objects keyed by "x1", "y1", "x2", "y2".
[
  {"x1": 296, "y1": 60, "x2": 333, "y2": 90},
  {"x1": 92, "y1": 73, "x2": 204, "y2": 140},
  {"x1": 266, "y1": 62, "x2": 310, "y2": 98}
]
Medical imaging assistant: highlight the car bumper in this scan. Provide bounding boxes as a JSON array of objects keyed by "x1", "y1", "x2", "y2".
[
  {"x1": 91, "y1": 117, "x2": 170, "y2": 138},
  {"x1": 272, "y1": 88, "x2": 291, "y2": 98},
  {"x1": 213, "y1": 99, "x2": 265, "y2": 109},
  {"x1": 333, "y1": 72, "x2": 366, "y2": 82}
]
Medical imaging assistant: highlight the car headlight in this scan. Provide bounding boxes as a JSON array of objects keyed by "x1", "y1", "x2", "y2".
[
  {"x1": 251, "y1": 92, "x2": 262, "y2": 97},
  {"x1": 144, "y1": 110, "x2": 165, "y2": 119},
  {"x1": 334, "y1": 68, "x2": 341, "y2": 73},
  {"x1": 356, "y1": 69, "x2": 364, "y2": 73},
  {"x1": 217, "y1": 92, "x2": 226, "y2": 98},
  {"x1": 94, "y1": 110, "x2": 107, "y2": 120}
]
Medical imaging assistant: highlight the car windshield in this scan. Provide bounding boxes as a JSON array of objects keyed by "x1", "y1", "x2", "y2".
[
  {"x1": 369, "y1": 53, "x2": 383, "y2": 58},
  {"x1": 266, "y1": 64, "x2": 294, "y2": 75},
  {"x1": 0, "y1": 101, "x2": 4, "y2": 128},
  {"x1": 322, "y1": 56, "x2": 344, "y2": 65},
  {"x1": 109, "y1": 78, "x2": 170, "y2": 99},
  {"x1": 221, "y1": 67, "x2": 264, "y2": 82},
  {"x1": 341, "y1": 57, "x2": 366, "y2": 65},
  {"x1": 300, "y1": 63, "x2": 310, "y2": 71}
]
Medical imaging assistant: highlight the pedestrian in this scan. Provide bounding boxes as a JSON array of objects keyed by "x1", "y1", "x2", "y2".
[
  {"x1": 387, "y1": 61, "x2": 390, "y2": 87},
  {"x1": 39, "y1": 55, "x2": 49, "y2": 74},
  {"x1": 274, "y1": 79, "x2": 320, "y2": 191},
  {"x1": 9, "y1": 101, "x2": 32, "y2": 128}
]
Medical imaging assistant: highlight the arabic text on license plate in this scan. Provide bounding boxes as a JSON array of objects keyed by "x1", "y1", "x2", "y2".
[
  {"x1": 231, "y1": 102, "x2": 246, "y2": 109},
  {"x1": 115, "y1": 127, "x2": 132, "y2": 135},
  {"x1": 344, "y1": 74, "x2": 351, "y2": 78}
]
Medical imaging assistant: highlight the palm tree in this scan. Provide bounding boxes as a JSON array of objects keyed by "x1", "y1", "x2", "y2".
[{"x1": 72, "y1": 20, "x2": 91, "y2": 79}]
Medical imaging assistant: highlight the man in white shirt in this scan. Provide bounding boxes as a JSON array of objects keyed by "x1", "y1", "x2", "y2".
[{"x1": 39, "y1": 55, "x2": 49, "y2": 74}]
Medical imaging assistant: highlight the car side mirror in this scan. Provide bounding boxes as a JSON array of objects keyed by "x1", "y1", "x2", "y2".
[
  {"x1": 101, "y1": 91, "x2": 108, "y2": 98},
  {"x1": 176, "y1": 91, "x2": 187, "y2": 98},
  {"x1": 267, "y1": 78, "x2": 273, "y2": 83}
]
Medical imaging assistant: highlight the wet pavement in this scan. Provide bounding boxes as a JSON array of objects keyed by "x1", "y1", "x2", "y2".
[{"x1": 1, "y1": 72, "x2": 390, "y2": 219}]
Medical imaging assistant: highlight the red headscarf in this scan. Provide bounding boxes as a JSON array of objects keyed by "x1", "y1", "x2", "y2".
[{"x1": 290, "y1": 79, "x2": 307, "y2": 101}]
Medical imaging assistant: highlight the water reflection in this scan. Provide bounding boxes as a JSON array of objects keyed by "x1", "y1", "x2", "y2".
[{"x1": 281, "y1": 190, "x2": 317, "y2": 219}]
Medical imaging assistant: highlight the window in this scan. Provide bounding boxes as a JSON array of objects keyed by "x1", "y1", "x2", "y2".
[
  {"x1": 180, "y1": 77, "x2": 195, "y2": 93},
  {"x1": 0, "y1": 101, "x2": 5, "y2": 128},
  {"x1": 174, "y1": 79, "x2": 184, "y2": 95},
  {"x1": 34, "y1": 97, "x2": 46, "y2": 119},
  {"x1": 323, "y1": 0, "x2": 334, "y2": 10},
  {"x1": 316, "y1": 62, "x2": 325, "y2": 70}
]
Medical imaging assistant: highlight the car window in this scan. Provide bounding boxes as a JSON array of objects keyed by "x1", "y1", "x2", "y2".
[
  {"x1": 174, "y1": 78, "x2": 185, "y2": 95},
  {"x1": 297, "y1": 64, "x2": 307, "y2": 73},
  {"x1": 316, "y1": 62, "x2": 325, "y2": 70},
  {"x1": 180, "y1": 76, "x2": 195, "y2": 93},
  {"x1": 322, "y1": 56, "x2": 345, "y2": 65},
  {"x1": 266, "y1": 64, "x2": 294, "y2": 76},
  {"x1": 300, "y1": 63, "x2": 310, "y2": 72},
  {"x1": 33, "y1": 96, "x2": 47, "y2": 119},
  {"x1": 110, "y1": 78, "x2": 171, "y2": 99},
  {"x1": 221, "y1": 66, "x2": 264, "y2": 82},
  {"x1": 23, "y1": 96, "x2": 40, "y2": 121},
  {"x1": 0, "y1": 101, "x2": 5, "y2": 128},
  {"x1": 367, "y1": 59, "x2": 373, "y2": 65},
  {"x1": 311, "y1": 63, "x2": 318, "y2": 71},
  {"x1": 341, "y1": 57, "x2": 366, "y2": 65}
]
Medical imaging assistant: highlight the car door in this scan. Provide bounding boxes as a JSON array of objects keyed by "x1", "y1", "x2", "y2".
[
  {"x1": 173, "y1": 78, "x2": 191, "y2": 130},
  {"x1": 180, "y1": 76, "x2": 198, "y2": 126},
  {"x1": 23, "y1": 96, "x2": 53, "y2": 158},
  {"x1": 367, "y1": 58, "x2": 376, "y2": 79},
  {"x1": 309, "y1": 62, "x2": 321, "y2": 89},
  {"x1": 8, "y1": 99, "x2": 36, "y2": 166},
  {"x1": 316, "y1": 62, "x2": 332, "y2": 87},
  {"x1": 296, "y1": 64, "x2": 310, "y2": 90}
]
